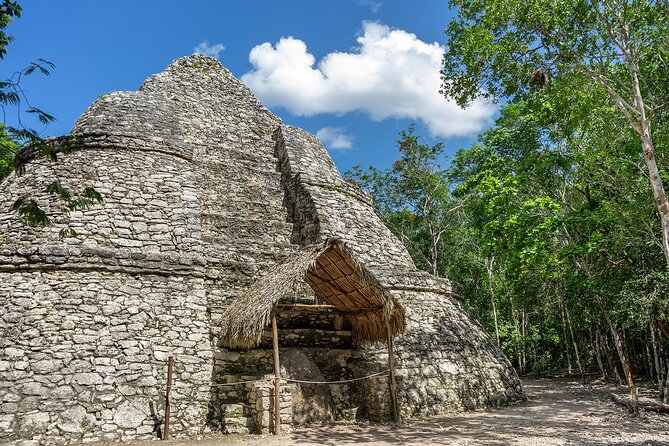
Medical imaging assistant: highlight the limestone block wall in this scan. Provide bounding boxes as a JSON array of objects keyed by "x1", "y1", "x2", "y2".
[
  {"x1": 0, "y1": 56, "x2": 301, "y2": 445},
  {"x1": 248, "y1": 377, "x2": 292, "y2": 434},
  {"x1": 0, "y1": 130, "x2": 214, "y2": 445},
  {"x1": 275, "y1": 125, "x2": 414, "y2": 269},
  {"x1": 0, "y1": 140, "x2": 202, "y2": 255},
  {"x1": 71, "y1": 56, "x2": 298, "y2": 331},
  {"x1": 394, "y1": 288, "x2": 523, "y2": 415},
  {"x1": 0, "y1": 272, "x2": 212, "y2": 444}
]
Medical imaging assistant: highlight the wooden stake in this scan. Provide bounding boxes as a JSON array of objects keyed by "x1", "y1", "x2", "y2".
[
  {"x1": 271, "y1": 310, "x2": 281, "y2": 435},
  {"x1": 163, "y1": 356, "x2": 174, "y2": 440},
  {"x1": 385, "y1": 319, "x2": 401, "y2": 423}
]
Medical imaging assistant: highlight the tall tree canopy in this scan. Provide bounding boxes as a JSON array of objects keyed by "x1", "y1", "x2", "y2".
[
  {"x1": 442, "y1": 0, "x2": 669, "y2": 270},
  {"x1": 441, "y1": 1, "x2": 669, "y2": 403}
]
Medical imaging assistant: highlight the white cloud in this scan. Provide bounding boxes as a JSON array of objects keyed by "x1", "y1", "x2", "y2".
[
  {"x1": 194, "y1": 40, "x2": 226, "y2": 59},
  {"x1": 358, "y1": 0, "x2": 382, "y2": 13},
  {"x1": 316, "y1": 127, "x2": 354, "y2": 150},
  {"x1": 241, "y1": 21, "x2": 495, "y2": 138}
]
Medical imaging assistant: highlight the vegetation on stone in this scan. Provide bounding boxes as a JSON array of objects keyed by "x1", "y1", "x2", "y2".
[{"x1": 0, "y1": 1, "x2": 104, "y2": 234}]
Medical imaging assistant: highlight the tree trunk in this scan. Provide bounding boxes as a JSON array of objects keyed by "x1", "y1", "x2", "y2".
[
  {"x1": 645, "y1": 342, "x2": 654, "y2": 381},
  {"x1": 509, "y1": 293, "x2": 522, "y2": 372},
  {"x1": 565, "y1": 304, "x2": 583, "y2": 379},
  {"x1": 611, "y1": 393, "x2": 669, "y2": 413},
  {"x1": 642, "y1": 134, "x2": 669, "y2": 264},
  {"x1": 602, "y1": 329, "x2": 622, "y2": 384},
  {"x1": 427, "y1": 218, "x2": 439, "y2": 276},
  {"x1": 607, "y1": 318, "x2": 638, "y2": 410},
  {"x1": 560, "y1": 304, "x2": 573, "y2": 375},
  {"x1": 635, "y1": 95, "x2": 669, "y2": 340},
  {"x1": 647, "y1": 321, "x2": 661, "y2": 390},
  {"x1": 664, "y1": 361, "x2": 669, "y2": 404},
  {"x1": 591, "y1": 328, "x2": 607, "y2": 380},
  {"x1": 485, "y1": 256, "x2": 500, "y2": 347},
  {"x1": 586, "y1": 51, "x2": 669, "y2": 340},
  {"x1": 521, "y1": 309, "x2": 527, "y2": 375},
  {"x1": 660, "y1": 320, "x2": 669, "y2": 339}
]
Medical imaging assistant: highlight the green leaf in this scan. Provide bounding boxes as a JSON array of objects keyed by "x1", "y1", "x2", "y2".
[{"x1": 11, "y1": 197, "x2": 52, "y2": 226}]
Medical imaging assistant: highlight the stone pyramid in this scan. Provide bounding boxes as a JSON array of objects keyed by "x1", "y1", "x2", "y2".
[{"x1": 0, "y1": 55, "x2": 524, "y2": 444}]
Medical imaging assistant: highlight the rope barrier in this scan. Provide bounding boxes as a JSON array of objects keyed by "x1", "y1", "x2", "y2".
[
  {"x1": 110, "y1": 369, "x2": 390, "y2": 418},
  {"x1": 202, "y1": 370, "x2": 392, "y2": 388},
  {"x1": 208, "y1": 379, "x2": 265, "y2": 387},
  {"x1": 284, "y1": 370, "x2": 389, "y2": 384}
]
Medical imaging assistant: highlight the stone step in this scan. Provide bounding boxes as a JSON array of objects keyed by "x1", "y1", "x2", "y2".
[
  {"x1": 202, "y1": 215, "x2": 294, "y2": 239},
  {"x1": 221, "y1": 403, "x2": 253, "y2": 435},
  {"x1": 222, "y1": 403, "x2": 249, "y2": 417},
  {"x1": 195, "y1": 145, "x2": 280, "y2": 167},
  {"x1": 260, "y1": 327, "x2": 353, "y2": 348},
  {"x1": 202, "y1": 240, "x2": 297, "y2": 263},
  {"x1": 196, "y1": 161, "x2": 284, "y2": 189}
]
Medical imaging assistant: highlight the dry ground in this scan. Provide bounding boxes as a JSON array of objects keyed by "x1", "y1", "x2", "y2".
[{"x1": 130, "y1": 379, "x2": 669, "y2": 445}]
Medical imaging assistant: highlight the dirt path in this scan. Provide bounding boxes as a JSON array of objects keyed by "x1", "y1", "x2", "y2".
[{"x1": 138, "y1": 379, "x2": 669, "y2": 445}]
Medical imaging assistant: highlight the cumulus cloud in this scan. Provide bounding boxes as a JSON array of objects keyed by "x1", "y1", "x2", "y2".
[
  {"x1": 358, "y1": 0, "x2": 382, "y2": 13},
  {"x1": 241, "y1": 21, "x2": 495, "y2": 138},
  {"x1": 316, "y1": 127, "x2": 354, "y2": 150},
  {"x1": 194, "y1": 40, "x2": 226, "y2": 59}
]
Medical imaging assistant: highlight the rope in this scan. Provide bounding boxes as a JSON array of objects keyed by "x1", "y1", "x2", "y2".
[
  {"x1": 112, "y1": 370, "x2": 391, "y2": 411},
  {"x1": 208, "y1": 379, "x2": 265, "y2": 387},
  {"x1": 284, "y1": 370, "x2": 389, "y2": 384},
  {"x1": 205, "y1": 370, "x2": 390, "y2": 387}
]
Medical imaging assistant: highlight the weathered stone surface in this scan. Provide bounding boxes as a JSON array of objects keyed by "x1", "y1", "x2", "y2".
[
  {"x1": 72, "y1": 373, "x2": 103, "y2": 386},
  {"x1": 281, "y1": 349, "x2": 335, "y2": 425},
  {"x1": 0, "y1": 54, "x2": 524, "y2": 445},
  {"x1": 32, "y1": 359, "x2": 64, "y2": 374},
  {"x1": 16, "y1": 412, "x2": 50, "y2": 436},
  {"x1": 57, "y1": 405, "x2": 95, "y2": 434},
  {"x1": 112, "y1": 401, "x2": 146, "y2": 429}
]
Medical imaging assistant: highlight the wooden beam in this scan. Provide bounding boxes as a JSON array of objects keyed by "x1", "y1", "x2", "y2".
[
  {"x1": 163, "y1": 356, "x2": 174, "y2": 440},
  {"x1": 275, "y1": 308, "x2": 382, "y2": 316},
  {"x1": 275, "y1": 303, "x2": 337, "y2": 310},
  {"x1": 271, "y1": 310, "x2": 281, "y2": 435},
  {"x1": 385, "y1": 318, "x2": 401, "y2": 423}
]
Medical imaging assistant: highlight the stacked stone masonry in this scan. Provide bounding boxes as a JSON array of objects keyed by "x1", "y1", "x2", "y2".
[{"x1": 0, "y1": 55, "x2": 524, "y2": 445}]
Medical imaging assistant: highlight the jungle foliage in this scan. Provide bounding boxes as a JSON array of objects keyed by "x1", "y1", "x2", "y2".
[{"x1": 347, "y1": 0, "x2": 669, "y2": 404}]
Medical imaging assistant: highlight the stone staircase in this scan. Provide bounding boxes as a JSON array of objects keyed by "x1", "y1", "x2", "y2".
[{"x1": 221, "y1": 403, "x2": 253, "y2": 435}]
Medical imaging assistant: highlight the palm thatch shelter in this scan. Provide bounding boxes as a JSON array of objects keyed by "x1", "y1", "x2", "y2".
[
  {"x1": 219, "y1": 238, "x2": 404, "y2": 431},
  {"x1": 219, "y1": 238, "x2": 405, "y2": 349}
]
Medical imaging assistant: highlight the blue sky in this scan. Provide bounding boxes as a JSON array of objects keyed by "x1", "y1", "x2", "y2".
[{"x1": 5, "y1": 1, "x2": 495, "y2": 173}]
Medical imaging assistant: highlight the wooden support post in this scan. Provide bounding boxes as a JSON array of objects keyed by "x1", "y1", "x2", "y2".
[
  {"x1": 271, "y1": 310, "x2": 281, "y2": 435},
  {"x1": 163, "y1": 356, "x2": 174, "y2": 440},
  {"x1": 385, "y1": 319, "x2": 401, "y2": 423}
]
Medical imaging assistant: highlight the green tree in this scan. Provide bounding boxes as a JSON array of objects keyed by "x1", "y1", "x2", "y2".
[
  {"x1": 346, "y1": 126, "x2": 459, "y2": 276},
  {"x1": 453, "y1": 94, "x2": 669, "y2": 399},
  {"x1": 442, "y1": 0, "x2": 669, "y2": 286},
  {"x1": 442, "y1": 0, "x2": 669, "y2": 404}
]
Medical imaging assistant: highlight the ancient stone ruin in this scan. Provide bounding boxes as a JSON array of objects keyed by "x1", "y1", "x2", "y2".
[{"x1": 0, "y1": 55, "x2": 525, "y2": 444}]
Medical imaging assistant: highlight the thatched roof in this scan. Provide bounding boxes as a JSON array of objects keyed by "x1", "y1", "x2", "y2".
[{"x1": 219, "y1": 238, "x2": 405, "y2": 349}]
